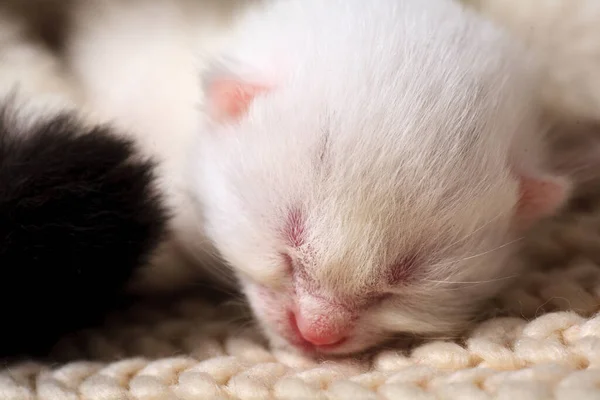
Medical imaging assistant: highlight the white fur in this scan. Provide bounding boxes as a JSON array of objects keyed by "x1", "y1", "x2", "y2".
[
  {"x1": 62, "y1": 0, "x2": 260, "y2": 292},
  {"x1": 191, "y1": 0, "x2": 564, "y2": 354},
  {"x1": 0, "y1": 7, "x2": 81, "y2": 120},
  {"x1": 465, "y1": 0, "x2": 600, "y2": 123}
]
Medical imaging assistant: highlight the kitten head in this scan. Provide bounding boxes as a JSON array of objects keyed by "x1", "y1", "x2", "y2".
[{"x1": 191, "y1": 0, "x2": 570, "y2": 355}]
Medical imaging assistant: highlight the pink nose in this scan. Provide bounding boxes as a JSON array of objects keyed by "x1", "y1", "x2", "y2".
[{"x1": 290, "y1": 311, "x2": 349, "y2": 347}]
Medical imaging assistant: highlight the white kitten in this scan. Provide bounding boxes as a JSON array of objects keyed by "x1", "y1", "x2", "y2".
[
  {"x1": 57, "y1": 0, "x2": 571, "y2": 355},
  {"x1": 190, "y1": 0, "x2": 571, "y2": 354}
]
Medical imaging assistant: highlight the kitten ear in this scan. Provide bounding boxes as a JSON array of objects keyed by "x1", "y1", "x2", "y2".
[
  {"x1": 203, "y1": 67, "x2": 271, "y2": 123},
  {"x1": 515, "y1": 173, "x2": 571, "y2": 229}
]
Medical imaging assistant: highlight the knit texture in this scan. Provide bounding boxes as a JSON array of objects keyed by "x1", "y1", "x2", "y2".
[{"x1": 1, "y1": 190, "x2": 599, "y2": 399}]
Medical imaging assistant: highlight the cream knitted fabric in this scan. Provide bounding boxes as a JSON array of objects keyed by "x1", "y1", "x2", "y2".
[{"x1": 1, "y1": 205, "x2": 600, "y2": 399}]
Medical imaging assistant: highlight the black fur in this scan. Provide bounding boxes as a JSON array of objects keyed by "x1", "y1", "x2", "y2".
[{"x1": 0, "y1": 101, "x2": 168, "y2": 359}]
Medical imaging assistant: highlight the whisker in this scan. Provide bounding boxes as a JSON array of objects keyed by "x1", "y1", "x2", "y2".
[
  {"x1": 458, "y1": 236, "x2": 524, "y2": 261},
  {"x1": 422, "y1": 273, "x2": 521, "y2": 286},
  {"x1": 437, "y1": 208, "x2": 508, "y2": 254},
  {"x1": 419, "y1": 235, "x2": 525, "y2": 286}
]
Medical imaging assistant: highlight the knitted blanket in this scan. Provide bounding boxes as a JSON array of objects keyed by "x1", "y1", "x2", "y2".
[
  {"x1": 4, "y1": 186, "x2": 600, "y2": 400},
  {"x1": 4, "y1": 2, "x2": 600, "y2": 400}
]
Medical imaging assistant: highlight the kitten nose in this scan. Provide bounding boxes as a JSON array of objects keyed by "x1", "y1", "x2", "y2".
[{"x1": 291, "y1": 310, "x2": 350, "y2": 347}]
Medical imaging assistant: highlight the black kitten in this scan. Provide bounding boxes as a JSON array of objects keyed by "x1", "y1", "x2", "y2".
[{"x1": 0, "y1": 100, "x2": 168, "y2": 359}]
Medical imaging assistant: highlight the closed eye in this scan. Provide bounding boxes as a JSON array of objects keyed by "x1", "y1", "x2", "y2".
[
  {"x1": 281, "y1": 252, "x2": 294, "y2": 274},
  {"x1": 386, "y1": 254, "x2": 419, "y2": 285}
]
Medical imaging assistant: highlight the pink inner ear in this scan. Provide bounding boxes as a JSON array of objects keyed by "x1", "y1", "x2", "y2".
[
  {"x1": 516, "y1": 174, "x2": 570, "y2": 228},
  {"x1": 207, "y1": 78, "x2": 270, "y2": 123}
]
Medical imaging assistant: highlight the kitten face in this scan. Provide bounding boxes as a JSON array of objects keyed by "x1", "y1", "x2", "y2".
[
  {"x1": 191, "y1": 0, "x2": 569, "y2": 355},
  {"x1": 195, "y1": 85, "x2": 524, "y2": 354}
]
